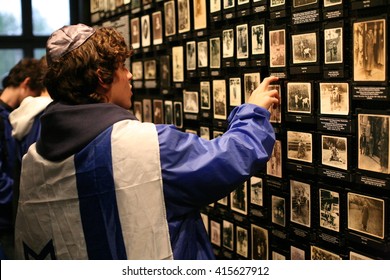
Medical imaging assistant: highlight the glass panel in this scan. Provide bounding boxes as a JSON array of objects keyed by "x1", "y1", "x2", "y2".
[
  {"x1": 32, "y1": 0, "x2": 70, "y2": 36},
  {"x1": 0, "y1": 0, "x2": 22, "y2": 35},
  {"x1": 0, "y1": 49, "x2": 24, "y2": 90},
  {"x1": 34, "y1": 48, "x2": 46, "y2": 59}
]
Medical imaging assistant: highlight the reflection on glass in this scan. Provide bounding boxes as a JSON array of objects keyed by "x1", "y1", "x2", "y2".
[
  {"x1": 0, "y1": 49, "x2": 24, "y2": 89},
  {"x1": 0, "y1": 0, "x2": 22, "y2": 35},
  {"x1": 32, "y1": 0, "x2": 70, "y2": 36}
]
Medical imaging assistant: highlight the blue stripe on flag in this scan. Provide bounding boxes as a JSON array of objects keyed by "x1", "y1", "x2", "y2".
[{"x1": 75, "y1": 127, "x2": 127, "y2": 259}]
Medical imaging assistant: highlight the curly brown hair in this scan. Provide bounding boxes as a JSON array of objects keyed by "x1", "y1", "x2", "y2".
[{"x1": 44, "y1": 27, "x2": 132, "y2": 104}]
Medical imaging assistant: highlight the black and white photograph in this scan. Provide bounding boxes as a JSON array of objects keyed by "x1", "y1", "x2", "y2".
[
  {"x1": 324, "y1": 27, "x2": 343, "y2": 64},
  {"x1": 142, "y1": 99, "x2": 152, "y2": 123},
  {"x1": 223, "y1": 29, "x2": 234, "y2": 58},
  {"x1": 230, "y1": 183, "x2": 247, "y2": 215},
  {"x1": 272, "y1": 195, "x2": 286, "y2": 227},
  {"x1": 213, "y1": 79, "x2": 227, "y2": 120},
  {"x1": 269, "y1": 29, "x2": 286, "y2": 67},
  {"x1": 164, "y1": 0, "x2": 176, "y2": 37},
  {"x1": 250, "y1": 177, "x2": 263, "y2": 207},
  {"x1": 244, "y1": 72, "x2": 260, "y2": 102},
  {"x1": 321, "y1": 135, "x2": 348, "y2": 170},
  {"x1": 133, "y1": 101, "x2": 142, "y2": 122},
  {"x1": 319, "y1": 188, "x2": 340, "y2": 232},
  {"x1": 131, "y1": 61, "x2": 143, "y2": 81},
  {"x1": 222, "y1": 220, "x2": 234, "y2": 251},
  {"x1": 201, "y1": 213, "x2": 209, "y2": 233},
  {"x1": 290, "y1": 179, "x2": 311, "y2": 227},
  {"x1": 183, "y1": 90, "x2": 199, "y2": 114},
  {"x1": 349, "y1": 251, "x2": 374, "y2": 260},
  {"x1": 268, "y1": 84, "x2": 282, "y2": 123},
  {"x1": 194, "y1": 0, "x2": 207, "y2": 30},
  {"x1": 236, "y1": 226, "x2": 248, "y2": 258},
  {"x1": 251, "y1": 24, "x2": 265, "y2": 55},
  {"x1": 164, "y1": 100, "x2": 173, "y2": 124},
  {"x1": 200, "y1": 81, "x2": 211, "y2": 110},
  {"x1": 236, "y1": 24, "x2": 249, "y2": 59},
  {"x1": 293, "y1": 0, "x2": 317, "y2": 8},
  {"x1": 131, "y1": 0, "x2": 140, "y2": 10},
  {"x1": 292, "y1": 32, "x2": 317, "y2": 64},
  {"x1": 186, "y1": 41, "x2": 196, "y2": 71},
  {"x1": 324, "y1": 0, "x2": 342, "y2": 7},
  {"x1": 174, "y1": 101, "x2": 183, "y2": 128},
  {"x1": 270, "y1": 0, "x2": 285, "y2": 7},
  {"x1": 319, "y1": 82, "x2": 349, "y2": 115},
  {"x1": 172, "y1": 46, "x2": 184, "y2": 82},
  {"x1": 290, "y1": 246, "x2": 305, "y2": 260},
  {"x1": 200, "y1": 126, "x2": 210, "y2": 140},
  {"x1": 238, "y1": 0, "x2": 250, "y2": 5},
  {"x1": 144, "y1": 59, "x2": 156, "y2": 80},
  {"x1": 251, "y1": 224, "x2": 268, "y2": 260},
  {"x1": 153, "y1": 99, "x2": 163, "y2": 124},
  {"x1": 160, "y1": 55, "x2": 171, "y2": 88},
  {"x1": 287, "y1": 82, "x2": 311, "y2": 114},
  {"x1": 130, "y1": 17, "x2": 140, "y2": 49},
  {"x1": 210, "y1": 37, "x2": 221, "y2": 69},
  {"x1": 152, "y1": 11, "x2": 163, "y2": 45},
  {"x1": 272, "y1": 251, "x2": 286, "y2": 260},
  {"x1": 141, "y1": 15, "x2": 151, "y2": 48},
  {"x1": 353, "y1": 18, "x2": 386, "y2": 82},
  {"x1": 311, "y1": 245, "x2": 341, "y2": 260},
  {"x1": 198, "y1": 41, "x2": 208, "y2": 68},
  {"x1": 210, "y1": 220, "x2": 221, "y2": 246},
  {"x1": 178, "y1": 0, "x2": 190, "y2": 33},
  {"x1": 218, "y1": 196, "x2": 228, "y2": 206},
  {"x1": 287, "y1": 131, "x2": 313, "y2": 163},
  {"x1": 267, "y1": 140, "x2": 282, "y2": 178},
  {"x1": 347, "y1": 192, "x2": 384, "y2": 239},
  {"x1": 223, "y1": 0, "x2": 235, "y2": 9},
  {"x1": 210, "y1": 0, "x2": 221, "y2": 13},
  {"x1": 229, "y1": 77, "x2": 241, "y2": 107},
  {"x1": 358, "y1": 114, "x2": 389, "y2": 174}
]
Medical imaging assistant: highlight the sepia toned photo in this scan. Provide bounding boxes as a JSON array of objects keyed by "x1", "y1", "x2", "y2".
[
  {"x1": 251, "y1": 224, "x2": 268, "y2": 260},
  {"x1": 174, "y1": 101, "x2": 183, "y2": 128},
  {"x1": 269, "y1": 29, "x2": 286, "y2": 67},
  {"x1": 347, "y1": 192, "x2": 384, "y2": 239},
  {"x1": 236, "y1": 24, "x2": 249, "y2": 59},
  {"x1": 198, "y1": 41, "x2": 208, "y2": 68},
  {"x1": 194, "y1": 0, "x2": 207, "y2": 30},
  {"x1": 224, "y1": 0, "x2": 235, "y2": 9},
  {"x1": 210, "y1": 37, "x2": 221, "y2": 69},
  {"x1": 90, "y1": 0, "x2": 101, "y2": 13},
  {"x1": 130, "y1": 17, "x2": 140, "y2": 49},
  {"x1": 321, "y1": 135, "x2": 348, "y2": 170},
  {"x1": 223, "y1": 29, "x2": 234, "y2": 58},
  {"x1": 222, "y1": 220, "x2": 234, "y2": 250},
  {"x1": 229, "y1": 77, "x2": 241, "y2": 107},
  {"x1": 287, "y1": 82, "x2": 311, "y2": 114},
  {"x1": 319, "y1": 82, "x2": 349, "y2": 115},
  {"x1": 153, "y1": 99, "x2": 163, "y2": 124},
  {"x1": 272, "y1": 251, "x2": 286, "y2": 260},
  {"x1": 311, "y1": 245, "x2": 341, "y2": 260},
  {"x1": 152, "y1": 11, "x2": 163, "y2": 45},
  {"x1": 353, "y1": 18, "x2": 386, "y2": 82},
  {"x1": 290, "y1": 246, "x2": 305, "y2": 260},
  {"x1": 164, "y1": 1, "x2": 176, "y2": 37},
  {"x1": 292, "y1": 32, "x2": 317, "y2": 64},
  {"x1": 133, "y1": 101, "x2": 142, "y2": 122},
  {"x1": 324, "y1": 27, "x2": 343, "y2": 64},
  {"x1": 131, "y1": 0, "x2": 140, "y2": 10},
  {"x1": 178, "y1": 0, "x2": 190, "y2": 33},
  {"x1": 210, "y1": 0, "x2": 221, "y2": 13},
  {"x1": 144, "y1": 59, "x2": 156, "y2": 80},
  {"x1": 201, "y1": 213, "x2": 209, "y2": 233},
  {"x1": 200, "y1": 126, "x2": 210, "y2": 140},
  {"x1": 358, "y1": 114, "x2": 389, "y2": 174},
  {"x1": 324, "y1": 0, "x2": 342, "y2": 7},
  {"x1": 319, "y1": 188, "x2": 340, "y2": 232},
  {"x1": 293, "y1": 0, "x2": 317, "y2": 8},
  {"x1": 131, "y1": 61, "x2": 143, "y2": 81},
  {"x1": 268, "y1": 84, "x2": 282, "y2": 123},
  {"x1": 172, "y1": 46, "x2": 184, "y2": 82},
  {"x1": 141, "y1": 15, "x2": 151, "y2": 48},
  {"x1": 183, "y1": 90, "x2": 199, "y2": 114},
  {"x1": 218, "y1": 195, "x2": 228, "y2": 206},
  {"x1": 250, "y1": 177, "x2": 263, "y2": 207},
  {"x1": 164, "y1": 100, "x2": 173, "y2": 124},
  {"x1": 200, "y1": 81, "x2": 211, "y2": 109},
  {"x1": 270, "y1": 0, "x2": 285, "y2": 7},
  {"x1": 290, "y1": 179, "x2": 311, "y2": 227},
  {"x1": 244, "y1": 72, "x2": 260, "y2": 102},
  {"x1": 267, "y1": 140, "x2": 282, "y2": 178},
  {"x1": 210, "y1": 220, "x2": 221, "y2": 246},
  {"x1": 213, "y1": 130, "x2": 224, "y2": 138},
  {"x1": 349, "y1": 251, "x2": 374, "y2": 260},
  {"x1": 236, "y1": 226, "x2": 248, "y2": 258},
  {"x1": 231, "y1": 183, "x2": 247, "y2": 215},
  {"x1": 160, "y1": 55, "x2": 171, "y2": 88},
  {"x1": 272, "y1": 195, "x2": 285, "y2": 227},
  {"x1": 213, "y1": 79, "x2": 227, "y2": 120},
  {"x1": 287, "y1": 131, "x2": 313, "y2": 163},
  {"x1": 252, "y1": 24, "x2": 265, "y2": 55},
  {"x1": 142, "y1": 99, "x2": 152, "y2": 123},
  {"x1": 186, "y1": 41, "x2": 197, "y2": 71}
]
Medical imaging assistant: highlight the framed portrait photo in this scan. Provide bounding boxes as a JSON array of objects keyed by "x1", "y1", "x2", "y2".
[
  {"x1": 269, "y1": 29, "x2": 286, "y2": 67},
  {"x1": 287, "y1": 131, "x2": 313, "y2": 163},
  {"x1": 164, "y1": 100, "x2": 174, "y2": 124},
  {"x1": 250, "y1": 176, "x2": 263, "y2": 207},
  {"x1": 311, "y1": 245, "x2": 341, "y2": 260},
  {"x1": 244, "y1": 72, "x2": 260, "y2": 102},
  {"x1": 349, "y1": 251, "x2": 374, "y2": 260},
  {"x1": 213, "y1": 79, "x2": 227, "y2": 120},
  {"x1": 153, "y1": 99, "x2": 164, "y2": 124},
  {"x1": 130, "y1": 17, "x2": 140, "y2": 49},
  {"x1": 133, "y1": 101, "x2": 142, "y2": 121},
  {"x1": 236, "y1": 24, "x2": 249, "y2": 59},
  {"x1": 210, "y1": 0, "x2": 222, "y2": 13},
  {"x1": 200, "y1": 126, "x2": 210, "y2": 140},
  {"x1": 319, "y1": 82, "x2": 349, "y2": 115},
  {"x1": 324, "y1": 0, "x2": 342, "y2": 7},
  {"x1": 236, "y1": 226, "x2": 248, "y2": 258},
  {"x1": 144, "y1": 59, "x2": 156, "y2": 80},
  {"x1": 290, "y1": 246, "x2": 305, "y2": 260},
  {"x1": 267, "y1": 139, "x2": 282, "y2": 178},
  {"x1": 268, "y1": 84, "x2": 282, "y2": 123},
  {"x1": 198, "y1": 41, "x2": 208, "y2": 68},
  {"x1": 251, "y1": 224, "x2": 268, "y2": 260},
  {"x1": 251, "y1": 23, "x2": 265, "y2": 55},
  {"x1": 222, "y1": 220, "x2": 234, "y2": 251},
  {"x1": 293, "y1": 0, "x2": 317, "y2": 9},
  {"x1": 186, "y1": 41, "x2": 197, "y2": 71},
  {"x1": 230, "y1": 183, "x2": 247, "y2": 215},
  {"x1": 178, "y1": 0, "x2": 190, "y2": 33},
  {"x1": 200, "y1": 81, "x2": 211, "y2": 110},
  {"x1": 194, "y1": 0, "x2": 207, "y2": 30},
  {"x1": 287, "y1": 82, "x2": 312, "y2": 114},
  {"x1": 160, "y1": 55, "x2": 171, "y2": 88},
  {"x1": 321, "y1": 135, "x2": 348, "y2": 170},
  {"x1": 210, "y1": 220, "x2": 221, "y2": 246},
  {"x1": 222, "y1": 28, "x2": 235, "y2": 58},
  {"x1": 210, "y1": 37, "x2": 221, "y2": 69},
  {"x1": 229, "y1": 77, "x2": 242, "y2": 107},
  {"x1": 164, "y1": 1, "x2": 176, "y2": 37},
  {"x1": 291, "y1": 32, "x2": 318, "y2": 64},
  {"x1": 173, "y1": 101, "x2": 183, "y2": 128},
  {"x1": 172, "y1": 46, "x2": 184, "y2": 82},
  {"x1": 271, "y1": 195, "x2": 286, "y2": 227},
  {"x1": 141, "y1": 14, "x2": 151, "y2": 48},
  {"x1": 142, "y1": 99, "x2": 152, "y2": 123},
  {"x1": 152, "y1": 11, "x2": 163, "y2": 45},
  {"x1": 324, "y1": 27, "x2": 343, "y2": 64},
  {"x1": 223, "y1": 0, "x2": 235, "y2": 10},
  {"x1": 290, "y1": 179, "x2": 311, "y2": 228},
  {"x1": 319, "y1": 188, "x2": 340, "y2": 232},
  {"x1": 131, "y1": 61, "x2": 143, "y2": 81},
  {"x1": 183, "y1": 90, "x2": 199, "y2": 114}
]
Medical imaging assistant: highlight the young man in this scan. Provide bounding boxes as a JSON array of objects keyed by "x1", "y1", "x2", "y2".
[{"x1": 14, "y1": 24, "x2": 279, "y2": 260}]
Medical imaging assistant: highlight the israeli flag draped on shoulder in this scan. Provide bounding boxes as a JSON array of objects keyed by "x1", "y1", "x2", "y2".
[{"x1": 14, "y1": 119, "x2": 173, "y2": 260}]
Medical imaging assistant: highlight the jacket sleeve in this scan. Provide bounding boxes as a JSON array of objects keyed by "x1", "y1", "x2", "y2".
[{"x1": 157, "y1": 103, "x2": 275, "y2": 216}]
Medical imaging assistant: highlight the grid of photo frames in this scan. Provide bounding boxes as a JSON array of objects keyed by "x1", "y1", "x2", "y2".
[{"x1": 91, "y1": 0, "x2": 390, "y2": 259}]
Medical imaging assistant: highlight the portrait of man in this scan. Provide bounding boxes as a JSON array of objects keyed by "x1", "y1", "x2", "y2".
[{"x1": 325, "y1": 27, "x2": 342, "y2": 64}]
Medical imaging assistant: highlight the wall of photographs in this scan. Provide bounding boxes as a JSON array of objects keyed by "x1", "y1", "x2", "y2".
[{"x1": 91, "y1": 0, "x2": 390, "y2": 260}]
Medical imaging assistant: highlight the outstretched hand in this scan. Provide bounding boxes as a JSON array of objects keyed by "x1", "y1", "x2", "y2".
[{"x1": 248, "y1": 76, "x2": 280, "y2": 110}]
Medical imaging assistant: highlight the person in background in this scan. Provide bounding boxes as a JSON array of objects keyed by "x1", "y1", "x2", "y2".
[
  {"x1": 0, "y1": 57, "x2": 46, "y2": 260},
  {"x1": 14, "y1": 24, "x2": 279, "y2": 260}
]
